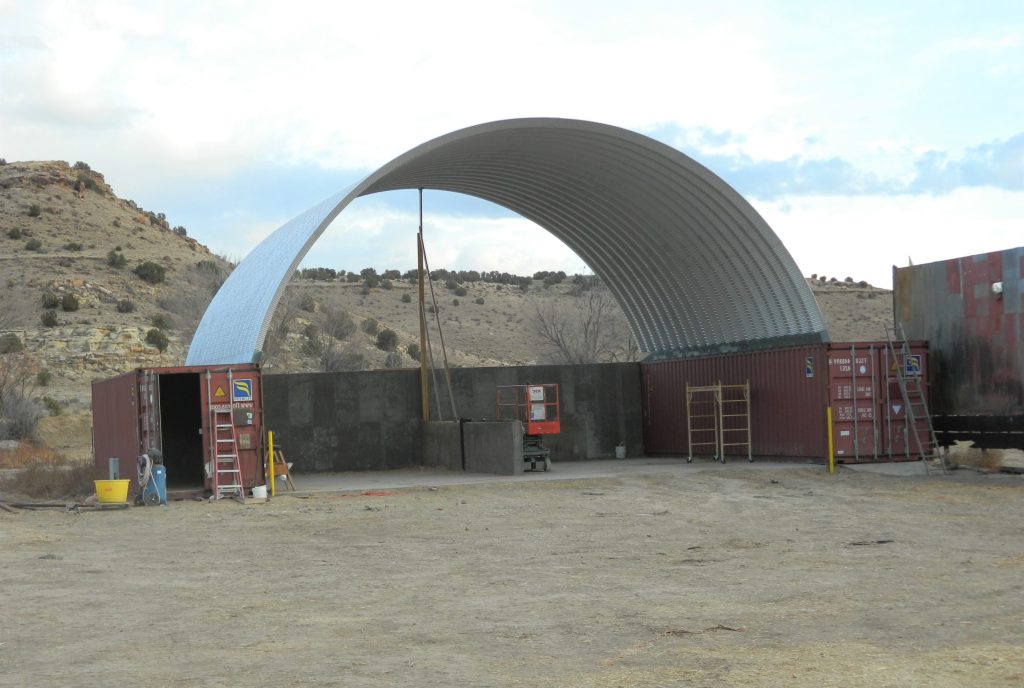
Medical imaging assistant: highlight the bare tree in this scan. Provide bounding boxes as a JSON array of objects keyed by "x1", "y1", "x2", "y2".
[
  {"x1": 533, "y1": 289, "x2": 640, "y2": 364},
  {"x1": 301, "y1": 306, "x2": 362, "y2": 372},
  {"x1": 158, "y1": 259, "x2": 233, "y2": 341},
  {"x1": 0, "y1": 352, "x2": 42, "y2": 439}
]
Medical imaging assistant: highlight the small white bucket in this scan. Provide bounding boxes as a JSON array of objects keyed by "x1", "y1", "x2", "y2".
[
  {"x1": 615, "y1": 443, "x2": 626, "y2": 459},
  {"x1": 251, "y1": 484, "x2": 268, "y2": 499}
]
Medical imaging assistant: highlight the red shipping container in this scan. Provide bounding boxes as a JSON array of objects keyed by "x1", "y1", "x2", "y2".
[
  {"x1": 643, "y1": 341, "x2": 930, "y2": 463},
  {"x1": 92, "y1": 364, "x2": 265, "y2": 495}
]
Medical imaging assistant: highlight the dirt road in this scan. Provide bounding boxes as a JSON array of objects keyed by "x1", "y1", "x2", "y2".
[{"x1": 2, "y1": 466, "x2": 1022, "y2": 686}]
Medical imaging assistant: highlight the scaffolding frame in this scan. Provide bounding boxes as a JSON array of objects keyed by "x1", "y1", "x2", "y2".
[{"x1": 686, "y1": 380, "x2": 752, "y2": 463}]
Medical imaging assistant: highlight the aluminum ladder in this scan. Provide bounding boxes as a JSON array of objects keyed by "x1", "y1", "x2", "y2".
[
  {"x1": 207, "y1": 369, "x2": 245, "y2": 501},
  {"x1": 884, "y1": 324, "x2": 946, "y2": 474}
]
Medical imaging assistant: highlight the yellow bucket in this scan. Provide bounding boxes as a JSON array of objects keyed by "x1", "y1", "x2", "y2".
[{"x1": 94, "y1": 479, "x2": 131, "y2": 504}]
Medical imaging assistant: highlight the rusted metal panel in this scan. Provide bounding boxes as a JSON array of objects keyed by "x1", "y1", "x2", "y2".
[
  {"x1": 642, "y1": 345, "x2": 830, "y2": 458},
  {"x1": 895, "y1": 247, "x2": 1023, "y2": 448},
  {"x1": 92, "y1": 370, "x2": 142, "y2": 487},
  {"x1": 92, "y1": 364, "x2": 264, "y2": 492}
]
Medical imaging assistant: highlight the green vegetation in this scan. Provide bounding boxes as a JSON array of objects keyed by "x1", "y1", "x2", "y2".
[
  {"x1": 361, "y1": 318, "x2": 379, "y2": 335},
  {"x1": 116, "y1": 299, "x2": 135, "y2": 313},
  {"x1": 475, "y1": 297, "x2": 485, "y2": 305},
  {"x1": 375, "y1": 328, "x2": 398, "y2": 351},
  {"x1": 41, "y1": 292, "x2": 59, "y2": 309},
  {"x1": 27, "y1": 204, "x2": 41, "y2": 218},
  {"x1": 60, "y1": 294, "x2": 79, "y2": 312},
  {"x1": 300, "y1": 294, "x2": 316, "y2": 312},
  {"x1": 40, "y1": 310, "x2": 58, "y2": 327},
  {"x1": 401, "y1": 293, "x2": 412, "y2": 303},
  {"x1": 0, "y1": 333, "x2": 23, "y2": 354},
  {"x1": 106, "y1": 249, "x2": 127, "y2": 268},
  {"x1": 42, "y1": 396, "x2": 63, "y2": 416},
  {"x1": 406, "y1": 343, "x2": 420, "y2": 361},
  {"x1": 6, "y1": 227, "x2": 22, "y2": 240},
  {"x1": 150, "y1": 314, "x2": 173, "y2": 330},
  {"x1": 63, "y1": 242, "x2": 83, "y2": 251},
  {"x1": 145, "y1": 328, "x2": 169, "y2": 352},
  {"x1": 25, "y1": 238, "x2": 42, "y2": 251},
  {"x1": 36, "y1": 369, "x2": 52, "y2": 386},
  {"x1": 134, "y1": 261, "x2": 166, "y2": 284}
]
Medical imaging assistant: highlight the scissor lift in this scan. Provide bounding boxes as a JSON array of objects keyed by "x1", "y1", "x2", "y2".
[{"x1": 496, "y1": 384, "x2": 560, "y2": 471}]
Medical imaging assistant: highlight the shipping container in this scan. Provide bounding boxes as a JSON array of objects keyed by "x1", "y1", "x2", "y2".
[
  {"x1": 92, "y1": 364, "x2": 264, "y2": 494},
  {"x1": 642, "y1": 342, "x2": 930, "y2": 462},
  {"x1": 894, "y1": 246, "x2": 1024, "y2": 449}
]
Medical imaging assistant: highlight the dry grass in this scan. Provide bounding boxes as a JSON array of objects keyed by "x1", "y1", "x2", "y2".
[
  {"x1": 0, "y1": 444, "x2": 98, "y2": 500},
  {"x1": 946, "y1": 441, "x2": 1005, "y2": 471},
  {"x1": 0, "y1": 441, "x2": 65, "y2": 469}
]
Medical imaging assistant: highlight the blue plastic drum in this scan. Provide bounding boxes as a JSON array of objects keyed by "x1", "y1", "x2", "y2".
[{"x1": 143, "y1": 465, "x2": 167, "y2": 506}]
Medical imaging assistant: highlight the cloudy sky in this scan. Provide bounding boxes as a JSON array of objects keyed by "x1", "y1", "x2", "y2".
[{"x1": 1, "y1": 0, "x2": 1021, "y2": 288}]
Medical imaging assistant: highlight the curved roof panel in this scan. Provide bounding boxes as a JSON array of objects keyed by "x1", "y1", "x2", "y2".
[{"x1": 187, "y1": 118, "x2": 827, "y2": 365}]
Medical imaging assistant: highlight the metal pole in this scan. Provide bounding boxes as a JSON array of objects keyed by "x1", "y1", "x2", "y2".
[
  {"x1": 268, "y1": 431, "x2": 275, "y2": 497},
  {"x1": 851, "y1": 345, "x2": 859, "y2": 461},
  {"x1": 418, "y1": 189, "x2": 430, "y2": 422},
  {"x1": 827, "y1": 406, "x2": 835, "y2": 474}
]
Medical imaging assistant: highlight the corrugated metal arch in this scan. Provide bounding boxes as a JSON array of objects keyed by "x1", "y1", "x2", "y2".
[{"x1": 186, "y1": 118, "x2": 827, "y2": 365}]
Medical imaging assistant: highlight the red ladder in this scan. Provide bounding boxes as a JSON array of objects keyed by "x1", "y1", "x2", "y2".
[{"x1": 207, "y1": 370, "x2": 245, "y2": 501}]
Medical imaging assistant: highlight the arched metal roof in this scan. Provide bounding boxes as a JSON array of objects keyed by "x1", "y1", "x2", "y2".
[{"x1": 186, "y1": 118, "x2": 827, "y2": 365}]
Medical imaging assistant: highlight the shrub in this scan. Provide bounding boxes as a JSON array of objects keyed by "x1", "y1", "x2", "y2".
[
  {"x1": 452, "y1": 299, "x2": 460, "y2": 306},
  {"x1": 0, "y1": 333, "x2": 23, "y2": 354},
  {"x1": 407, "y1": 343, "x2": 420, "y2": 361},
  {"x1": 116, "y1": 299, "x2": 135, "y2": 313},
  {"x1": 518, "y1": 281, "x2": 530, "y2": 292},
  {"x1": 380, "y1": 279, "x2": 393, "y2": 290},
  {"x1": 364, "y1": 274, "x2": 380, "y2": 289},
  {"x1": 27, "y1": 204, "x2": 41, "y2": 217},
  {"x1": 106, "y1": 249, "x2": 127, "y2": 268},
  {"x1": 41, "y1": 292, "x2": 59, "y2": 309},
  {"x1": 445, "y1": 278, "x2": 458, "y2": 290},
  {"x1": 0, "y1": 158, "x2": 6, "y2": 165},
  {"x1": 401, "y1": 293, "x2": 412, "y2": 303},
  {"x1": 145, "y1": 328, "x2": 169, "y2": 352},
  {"x1": 36, "y1": 369, "x2": 52, "y2": 386},
  {"x1": 299, "y1": 294, "x2": 316, "y2": 312},
  {"x1": 359, "y1": 284, "x2": 370, "y2": 296},
  {"x1": 25, "y1": 238, "x2": 42, "y2": 251},
  {"x1": 134, "y1": 261, "x2": 166, "y2": 284},
  {"x1": 454, "y1": 287, "x2": 468, "y2": 297},
  {"x1": 73, "y1": 161, "x2": 91, "y2": 171},
  {"x1": 375, "y1": 328, "x2": 398, "y2": 351},
  {"x1": 172, "y1": 226, "x2": 187, "y2": 237},
  {"x1": 150, "y1": 314, "x2": 173, "y2": 330},
  {"x1": 60, "y1": 294, "x2": 79, "y2": 312},
  {"x1": 7, "y1": 227, "x2": 22, "y2": 240},
  {"x1": 41, "y1": 310, "x2": 58, "y2": 327},
  {"x1": 361, "y1": 318, "x2": 379, "y2": 335},
  {"x1": 384, "y1": 352, "x2": 403, "y2": 368},
  {"x1": 475, "y1": 297, "x2": 485, "y2": 305},
  {"x1": 42, "y1": 396, "x2": 63, "y2": 416}
]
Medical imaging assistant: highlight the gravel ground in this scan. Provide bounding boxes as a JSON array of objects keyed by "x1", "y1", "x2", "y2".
[{"x1": 2, "y1": 465, "x2": 1023, "y2": 687}]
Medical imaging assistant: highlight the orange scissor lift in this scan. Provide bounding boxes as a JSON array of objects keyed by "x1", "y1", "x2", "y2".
[{"x1": 496, "y1": 384, "x2": 560, "y2": 472}]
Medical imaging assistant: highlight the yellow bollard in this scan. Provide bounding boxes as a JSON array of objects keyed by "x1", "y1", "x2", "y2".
[
  {"x1": 268, "y1": 430, "x2": 276, "y2": 497},
  {"x1": 826, "y1": 407, "x2": 835, "y2": 475}
]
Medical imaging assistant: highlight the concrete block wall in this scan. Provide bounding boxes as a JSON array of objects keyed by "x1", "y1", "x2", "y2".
[{"x1": 263, "y1": 363, "x2": 643, "y2": 473}]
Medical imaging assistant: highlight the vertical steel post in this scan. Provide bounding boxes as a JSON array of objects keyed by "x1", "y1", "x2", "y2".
[{"x1": 418, "y1": 189, "x2": 430, "y2": 422}]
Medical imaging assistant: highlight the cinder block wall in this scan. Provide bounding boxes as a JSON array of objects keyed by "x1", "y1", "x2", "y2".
[{"x1": 263, "y1": 363, "x2": 643, "y2": 472}]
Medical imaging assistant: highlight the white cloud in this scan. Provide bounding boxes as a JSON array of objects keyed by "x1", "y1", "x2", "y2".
[{"x1": 756, "y1": 188, "x2": 1024, "y2": 289}]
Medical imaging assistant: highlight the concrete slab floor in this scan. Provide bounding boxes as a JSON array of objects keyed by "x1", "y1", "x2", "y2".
[{"x1": 275, "y1": 457, "x2": 846, "y2": 496}]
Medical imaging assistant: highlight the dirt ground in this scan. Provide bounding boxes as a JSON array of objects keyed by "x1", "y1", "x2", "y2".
[{"x1": 2, "y1": 465, "x2": 1023, "y2": 687}]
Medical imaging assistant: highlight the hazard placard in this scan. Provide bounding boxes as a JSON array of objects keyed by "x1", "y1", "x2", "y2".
[{"x1": 214, "y1": 386, "x2": 226, "y2": 398}]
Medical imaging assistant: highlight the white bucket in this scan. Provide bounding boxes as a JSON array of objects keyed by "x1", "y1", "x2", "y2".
[
  {"x1": 615, "y1": 444, "x2": 626, "y2": 459},
  {"x1": 251, "y1": 484, "x2": 268, "y2": 499}
]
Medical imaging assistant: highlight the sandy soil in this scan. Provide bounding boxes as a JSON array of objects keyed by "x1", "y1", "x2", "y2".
[{"x1": 2, "y1": 465, "x2": 1022, "y2": 687}]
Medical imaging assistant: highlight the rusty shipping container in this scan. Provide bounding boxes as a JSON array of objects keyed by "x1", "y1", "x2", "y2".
[
  {"x1": 92, "y1": 364, "x2": 265, "y2": 492},
  {"x1": 894, "y1": 246, "x2": 1024, "y2": 449},
  {"x1": 642, "y1": 342, "x2": 930, "y2": 462}
]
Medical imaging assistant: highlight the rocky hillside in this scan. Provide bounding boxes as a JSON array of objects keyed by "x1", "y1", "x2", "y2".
[{"x1": 0, "y1": 159, "x2": 892, "y2": 457}]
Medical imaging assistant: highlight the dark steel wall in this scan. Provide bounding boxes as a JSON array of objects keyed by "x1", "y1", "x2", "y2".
[
  {"x1": 262, "y1": 363, "x2": 643, "y2": 472},
  {"x1": 895, "y1": 247, "x2": 1023, "y2": 416}
]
